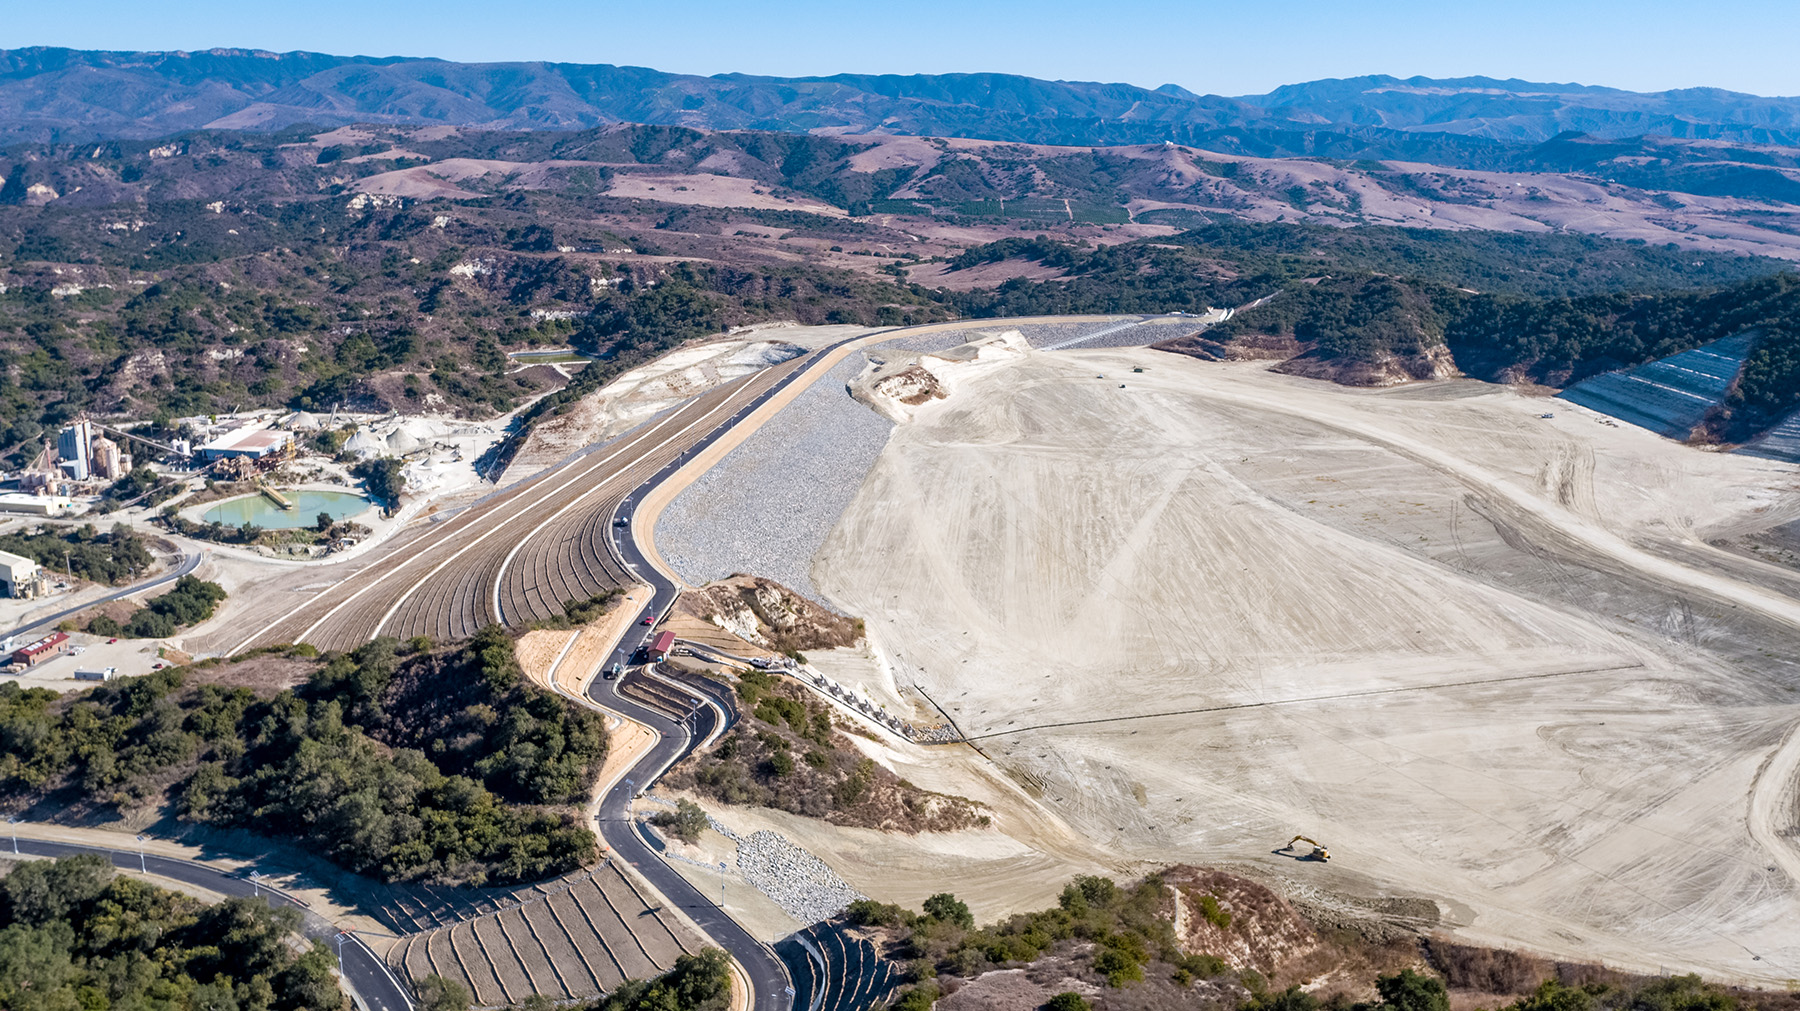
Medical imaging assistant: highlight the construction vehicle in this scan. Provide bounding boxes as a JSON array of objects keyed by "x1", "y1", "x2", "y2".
[{"x1": 1284, "y1": 835, "x2": 1331, "y2": 862}]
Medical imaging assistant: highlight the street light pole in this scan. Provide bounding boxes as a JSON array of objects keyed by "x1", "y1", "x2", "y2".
[
  {"x1": 719, "y1": 861, "x2": 726, "y2": 907},
  {"x1": 250, "y1": 871, "x2": 264, "y2": 897},
  {"x1": 135, "y1": 835, "x2": 146, "y2": 873},
  {"x1": 8, "y1": 816, "x2": 17, "y2": 855}
]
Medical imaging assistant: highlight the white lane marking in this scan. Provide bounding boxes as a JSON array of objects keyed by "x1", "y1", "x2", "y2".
[
  {"x1": 490, "y1": 347, "x2": 833, "y2": 626},
  {"x1": 230, "y1": 404, "x2": 698, "y2": 653},
  {"x1": 390, "y1": 377, "x2": 771, "y2": 638}
]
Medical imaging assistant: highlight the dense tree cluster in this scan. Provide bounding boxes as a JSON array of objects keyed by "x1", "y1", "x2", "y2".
[
  {"x1": 1444, "y1": 273, "x2": 1800, "y2": 383},
  {"x1": 858, "y1": 872, "x2": 1765, "y2": 1011},
  {"x1": 855, "y1": 874, "x2": 1224, "y2": 1004},
  {"x1": 0, "y1": 522, "x2": 153, "y2": 585},
  {"x1": 0, "y1": 854, "x2": 344, "y2": 1011},
  {"x1": 351, "y1": 456, "x2": 407, "y2": 506},
  {"x1": 0, "y1": 630, "x2": 605, "y2": 885},
  {"x1": 84, "y1": 574, "x2": 227, "y2": 638}
]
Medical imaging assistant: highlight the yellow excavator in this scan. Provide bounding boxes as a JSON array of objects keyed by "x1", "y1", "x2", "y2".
[{"x1": 1284, "y1": 835, "x2": 1331, "y2": 862}]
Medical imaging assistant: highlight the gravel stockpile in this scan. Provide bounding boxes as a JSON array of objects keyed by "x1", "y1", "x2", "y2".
[
  {"x1": 657, "y1": 352, "x2": 892, "y2": 603},
  {"x1": 733, "y1": 829, "x2": 866, "y2": 923}
]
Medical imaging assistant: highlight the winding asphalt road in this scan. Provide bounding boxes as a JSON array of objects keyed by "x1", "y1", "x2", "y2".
[
  {"x1": 2, "y1": 836, "x2": 412, "y2": 1011},
  {"x1": 567, "y1": 315, "x2": 1175, "y2": 1011},
  {"x1": 566, "y1": 326, "x2": 913, "y2": 1011},
  {"x1": 4, "y1": 551, "x2": 203, "y2": 642}
]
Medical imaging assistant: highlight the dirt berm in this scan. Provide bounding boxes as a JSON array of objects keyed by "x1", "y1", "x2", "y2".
[{"x1": 677, "y1": 575, "x2": 862, "y2": 655}]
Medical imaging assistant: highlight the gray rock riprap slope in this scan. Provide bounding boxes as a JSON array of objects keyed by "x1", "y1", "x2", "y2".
[
  {"x1": 656, "y1": 351, "x2": 892, "y2": 603},
  {"x1": 657, "y1": 319, "x2": 1198, "y2": 602}
]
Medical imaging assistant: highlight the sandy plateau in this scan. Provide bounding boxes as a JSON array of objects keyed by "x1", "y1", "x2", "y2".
[{"x1": 802, "y1": 346, "x2": 1800, "y2": 983}]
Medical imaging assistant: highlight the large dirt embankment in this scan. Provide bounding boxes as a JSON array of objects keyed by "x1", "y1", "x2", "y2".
[{"x1": 810, "y1": 347, "x2": 1800, "y2": 982}]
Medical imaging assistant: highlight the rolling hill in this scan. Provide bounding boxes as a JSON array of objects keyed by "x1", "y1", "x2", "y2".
[{"x1": 3, "y1": 48, "x2": 1800, "y2": 152}]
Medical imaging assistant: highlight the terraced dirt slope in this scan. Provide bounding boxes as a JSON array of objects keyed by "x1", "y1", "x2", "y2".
[
  {"x1": 387, "y1": 862, "x2": 702, "y2": 1005},
  {"x1": 224, "y1": 353, "x2": 819, "y2": 653},
  {"x1": 1556, "y1": 331, "x2": 1757, "y2": 437},
  {"x1": 774, "y1": 917, "x2": 900, "y2": 1007},
  {"x1": 776, "y1": 922, "x2": 900, "y2": 1011},
  {"x1": 362, "y1": 869, "x2": 605, "y2": 937}
]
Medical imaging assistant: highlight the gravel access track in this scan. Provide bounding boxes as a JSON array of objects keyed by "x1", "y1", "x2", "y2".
[{"x1": 235, "y1": 357, "x2": 813, "y2": 653}]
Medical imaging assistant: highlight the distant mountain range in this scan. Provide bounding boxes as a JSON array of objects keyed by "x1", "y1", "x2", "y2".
[{"x1": 4, "y1": 47, "x2": 1800, "y2": 153}]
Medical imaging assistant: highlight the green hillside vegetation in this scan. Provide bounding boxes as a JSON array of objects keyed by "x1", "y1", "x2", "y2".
[
  {"x1": 667, "y1": 669, "x2": 985, "y2": 833},
  {"x1": 946, "y1": 232, "x2": 1800, "y2": 431},
  {"x1": 950, "y1": 221, "x2": 1783, "y2": 301},
  {"x1": 855, "y1": 872, "x2": 1779, "y2": 1011},
  {"x1": 853, "y1": 874, "x2": 1223, "y2": 995},
  {"x1": 4, "y1": 117, "x2": 1798, "y2": 461},
  {"x1": 0, "y1": 172, "x2": 954, "y2": 469},
  {"x1": 0, "y1": 630, "x2": 604, "y2": 885},
  {"x1": 86, "y1": 574, "x2": 226, "y2": 638},
  {"x1": 0, "y1": 522, "x2": 153, "y2": 584},
  {"x1": 0, "y1": 853, "x2": 344, "y2": 1011}
]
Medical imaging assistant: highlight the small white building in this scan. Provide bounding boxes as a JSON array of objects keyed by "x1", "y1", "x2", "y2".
[
  {"x1": 74, "y1": 667, "x2": 119, "y2": 682},
  {"x1": 0, "y1": 494, "x2": 78, "y2": 518},
  {"x1": 0, "y1": 549, "x2": 47, "y2": 599}
]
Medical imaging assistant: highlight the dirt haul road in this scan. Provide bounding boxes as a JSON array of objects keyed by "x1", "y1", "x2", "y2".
[{"x1": 811, "y1": 346, "x2": 1800, "y2": 983}]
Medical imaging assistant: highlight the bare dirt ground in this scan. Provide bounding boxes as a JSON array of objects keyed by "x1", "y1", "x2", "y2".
[
  {"x1": 503, "y1": 326, "x2": 873, "y2": 482},
  {"x1": 603, "y1": 173, "x2": 847, "y2": 217},
  {"x1": 905, "y1": 258, "x2": 1070, "y2": 290},
  {"x1": 807, "y1": 347, "x2": 1800, "y2": 983}
]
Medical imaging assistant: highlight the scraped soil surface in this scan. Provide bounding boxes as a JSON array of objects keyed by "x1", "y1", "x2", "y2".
[
  {"x1": 810, "y1": 348, "x2": 1800, "y2": 983},
  {"x1": 505, "y1": 326, "x2": 872, "y2": 481}
]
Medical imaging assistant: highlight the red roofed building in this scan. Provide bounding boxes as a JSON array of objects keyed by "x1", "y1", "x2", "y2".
[{"x1": 13, "y1": 631, "x2": 69, "y2": 666}]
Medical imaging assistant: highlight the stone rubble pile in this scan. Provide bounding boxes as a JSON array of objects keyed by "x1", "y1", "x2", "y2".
[{"x1": 733, "y1": 829, "x2": 866, "y2": 923}]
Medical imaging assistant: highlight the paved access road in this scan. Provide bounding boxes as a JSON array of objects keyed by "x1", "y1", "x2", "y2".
[
  {"x1": 4, "y1": 551, "x2": 203, "y2": 642},
  {"x1": 566, "y1": 315, "x2": 1179, "y2": 1011},
  {"x1": 3, "y1": 837, "x2": 412, "y2": 1011}
]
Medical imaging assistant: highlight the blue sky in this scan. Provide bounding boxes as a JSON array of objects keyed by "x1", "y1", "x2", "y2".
[{"x1": 3, "y1": 0, "x2": 1797, "y2": 97}]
